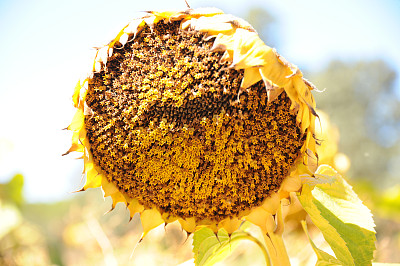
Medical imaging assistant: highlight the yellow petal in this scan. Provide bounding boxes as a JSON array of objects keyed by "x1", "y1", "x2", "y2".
[
  {"x1": 258, "y1": 49, "x2": 292, "y2": 88},
  {"x1": 140, "y1": 209, "x2": 164, "y2": 238},
  {"x1": 143, "y1": 16, "x2": 158, "y2": 29},
  {"x1": 63, "y1": 142, "x2": 83, "y2": 156},
  {"x1": 127, "y1": 198, "x2": 145, "y2": 219},
  {"x1": 211, "y1": 33, "x2": 235, "y2": 52},
  {"x1": 101, "y1": 176, "x2": 118, "y2": 196},
  {"x1": 267, "y1": 87, "x2": 284, "y2": 103},
  {"x1": 117, "y1": 33, "x2": 129, "y2": 47},
  {"x1": 261, "y1": 192, "x2": 280, "y2": 214},
  {"x1": 110, "y1": 192, "x2": 126, "y2": 208},
  {"x1": 161, "y1": 213, "x2": 178, "y2": 224},
  {"x1": 245, "y1": 207, "x2": 275, "y2": 233},
  {"x1": 124, "y1": 18, "x2": 145, "y2": 35},
  {"x1": 280, "y1": 175, "x2": 302, "y2": 194},
  {"x1": 96, "y1": 46, "x2": 109, "y2": 65},
  {"x1": 83, "y1": 163, "x2": 102, "y2": 189},
  {"x1": 101, "y1": 177, "x2": 127, "y2": 208},
  {"x1": 189, "y1": 16, "x2": 234, "y2": 34},
  {"x1": 72, "y1": 80, "x2": 82, "y2": 107},
  {"x1": 67, "y1": 109, "x2": 84, "y2": 132},
  {"x1": 274, "y1": 50, "x2": 300, "y2": 78},
  {"x1": 240, "y1": 67, "x2": 262, "y2": 90},
  {"x1": 218, "y1": 217, "x2": 242, "y2": 235},
  {"x1": 231, "y1": 29, "x2": 272, "y2": 69},
  {"x1": 148, "y1": 11, "x2": 180, "y2": 19},
  {"x1": 178, "y1": 217, "x2": 197, "y2": 233},
  {"x1": 108, "y1": 25, "x2": 131, "y2": 49},
  {"x1": 83, "y1": 102, "x2": 94, "y2": 117}
]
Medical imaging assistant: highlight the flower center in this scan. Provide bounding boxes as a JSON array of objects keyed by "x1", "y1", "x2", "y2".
[{"x1": 84, "y1": 21, "x2": 304, "y2": 221}]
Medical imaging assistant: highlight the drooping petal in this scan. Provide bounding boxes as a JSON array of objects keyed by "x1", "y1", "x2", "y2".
[
  {"x1": 127, "y1": 198, "x2": 145, "y2": 220},
  {"x1": 140, "y1": 209, "x2": 164, "y2": 239},
  {"x1": 218, "y1": 217, "x2": 242, "y2": 235},
  {"x1": 240, "y1": 67, "x2": 262, "y2": 90},
  {"x1": 67, "y1": 109, "x2": 84, "y2": 132},
  {"x1": 178, "y1": 217, "x2": 197, "y2": 233},
  {"x1": 245, "y1": 207, "x2": 275, "y2": 233}
]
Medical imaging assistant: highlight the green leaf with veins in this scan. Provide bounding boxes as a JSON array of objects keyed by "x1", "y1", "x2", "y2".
[
  {"x1": 193, "y1": 223, "x2": 269, "y2": 266},
  {"x1": 298, "y1": 165, "x2": 376, "y2": 266},
  {"x1": 301, "y1": 220, "x2": 341, "y2": 266}
]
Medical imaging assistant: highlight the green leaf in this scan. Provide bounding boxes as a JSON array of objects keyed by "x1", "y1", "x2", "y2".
[
  {"x1": 297, "y1": 165, "x2": 376, "y2": 266},
  {"x1": 192, "y1": 227, "x2": 241, "y2": 266},
  {"x1": 301, "y1": 221, "x2": 341, "y2": 266},
  {"x1": 193, "y1": 223, "x2": 263, "y2": 266}
]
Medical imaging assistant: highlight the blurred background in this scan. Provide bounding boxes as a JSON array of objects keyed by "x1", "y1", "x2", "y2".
[{"x1": 0, "y1": 0, "x2": 399, "y2": 265}]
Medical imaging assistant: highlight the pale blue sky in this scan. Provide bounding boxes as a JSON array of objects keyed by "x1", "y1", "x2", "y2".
[{"x1": 0, "y1": 0, "x2": 399, "y2": 202}]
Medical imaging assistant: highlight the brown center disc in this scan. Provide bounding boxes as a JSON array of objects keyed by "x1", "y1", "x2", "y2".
[{"x1": 84, "y1": 20, "x2": 304, "y2": 221}]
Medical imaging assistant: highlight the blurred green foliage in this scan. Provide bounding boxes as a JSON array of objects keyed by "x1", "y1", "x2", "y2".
[
  {"x1": 310, "y1": 60, "x2": 400, "y2": 186},
  {"x1": 0, "y1": 174, "x2": 24, "y2": 207}
]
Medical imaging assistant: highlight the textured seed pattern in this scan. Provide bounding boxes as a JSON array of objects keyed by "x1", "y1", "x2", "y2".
[{"x1": 84, "y1": 21, "x2": 304, "y2": 221}]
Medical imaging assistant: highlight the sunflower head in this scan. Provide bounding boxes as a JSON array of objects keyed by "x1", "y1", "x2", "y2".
[{"x1": 66, "y1": 8, "x2": 317, "y2": 237}]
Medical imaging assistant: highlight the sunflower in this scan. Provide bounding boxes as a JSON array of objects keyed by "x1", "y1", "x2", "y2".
[{"x1": 65, "y1": 8, "x2": 317, "y2": 239}]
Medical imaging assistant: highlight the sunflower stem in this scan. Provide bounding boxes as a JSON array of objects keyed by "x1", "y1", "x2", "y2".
[{"x1": 262, "y1": 204, "x2": 291, "y2": 266}]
